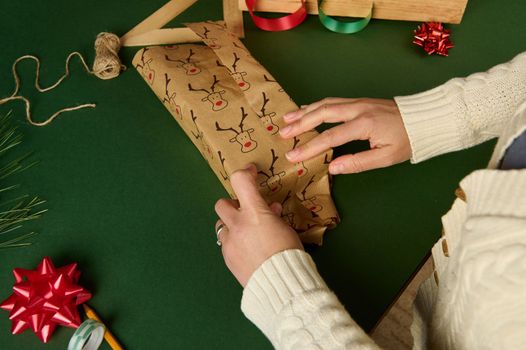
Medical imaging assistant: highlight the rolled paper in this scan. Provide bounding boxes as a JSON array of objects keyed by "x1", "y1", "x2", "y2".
[
  {"x1": 0, "y1": 257, "x2": 92, "y2": 343},
  {"x1": 245, "y1": 0, "x2": 307, "y2": 31},
  {"x1": 318, "y1": 0, "x2": 372, "y2": 33},
  {"x1": 67, "y1": 319, "x2": 105, "y2": 350}
]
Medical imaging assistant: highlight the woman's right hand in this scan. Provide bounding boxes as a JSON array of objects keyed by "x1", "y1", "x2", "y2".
[{"x1": 279, "y1": 98, "x2": 412, "y2": 174}]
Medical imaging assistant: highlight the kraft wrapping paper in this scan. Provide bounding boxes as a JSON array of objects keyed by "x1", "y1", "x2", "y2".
[{"x1": 133, "y1": 21, "x2": 339, "y2": 244}]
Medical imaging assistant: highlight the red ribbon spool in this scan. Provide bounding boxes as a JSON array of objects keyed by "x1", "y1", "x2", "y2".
[{"x1": 245, "y1": 0, "x2": 307, "y2": 31}]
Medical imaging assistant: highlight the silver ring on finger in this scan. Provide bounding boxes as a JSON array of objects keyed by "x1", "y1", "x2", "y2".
[{"x1": 215, "y1": 223, "x2": 228, "y2": 246}]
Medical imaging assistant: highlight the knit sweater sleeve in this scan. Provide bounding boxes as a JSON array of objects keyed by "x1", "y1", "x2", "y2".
[
  {"x1": 241, "y1": 249, "x2": 380, "y2": 350},
  {"x1": 394, "y1": 51, "x2": 526, "y2": 163}
]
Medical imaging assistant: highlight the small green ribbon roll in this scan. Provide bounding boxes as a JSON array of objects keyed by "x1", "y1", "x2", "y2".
[
  {"x1": 68, "y1": 319, "x2": 105, "y2": 350},
  {"x1": 318, "y1": 1, "x2": 372, "y2": 34}
]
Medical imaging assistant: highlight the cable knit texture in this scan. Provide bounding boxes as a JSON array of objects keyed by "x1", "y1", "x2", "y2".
[
  {"x1": 426, "y1": 170, "x2": 526, "y2": 350},
  {"x1": 241, "y1": 250, "x2": 380, "y2": 349},
  {"x1": 395, "y1": 51, "x2": 526, "y2": 163},
  {"x1": 241, "y1": 52, "x2": 526, "y2": 350}
]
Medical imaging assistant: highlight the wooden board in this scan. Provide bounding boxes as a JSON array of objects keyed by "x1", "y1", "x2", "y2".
[
  {"x1": 224, "y1": 0, "x2": 245, "y2": 38},
  {"x1": 121, "y1": 0, "x2": 197, "y2": 42},
  {"x1": 239, "y1": 0, "x2": 468, "y2": 24}
]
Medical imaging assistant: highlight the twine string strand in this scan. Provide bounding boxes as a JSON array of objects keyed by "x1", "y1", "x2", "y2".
[{"x1": 0, "y1": 33, "x2": 125, "y2": 127}]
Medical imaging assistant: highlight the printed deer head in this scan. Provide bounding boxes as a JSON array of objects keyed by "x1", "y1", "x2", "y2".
[
  {"x1": 258, "y1": 149, "x2": 286, "y2": 194},
  {"x1": 217, "y1": 53, "x2": 250, "y2": 91},
  {"x1": 201, "y1": 26, "x2": 220, "y2": 49},
  {"x1": 257, "y1": 92, "x2": 279, "y2": 134},
  {"x1": 164, "y1": 45, "x2": 179, "y2": 50},
  {"x1": 280, "y1": 190, "x2": 295, "y2": 227},
  {"x1": 190, "y1": 110, "x2": 213, "y2": 159},
  {"x1": 216, "y1": 107, "x2": 257, "y2": 153},
  {"x1": 165, "y1": 48, "x2": 201, "y2": 75},
  {"x1": 218, "y1": 150, "x2": 229, "y2": 180},
  {"x1": 300, "y1": 176, "x2": 323, "y2": 213},
  {"x1": 136, "y1": 48, "x2": 155, "y2": 85},
  {"x1": 162, "y1": 74, "x2": 182, "y2": 119},
  {"x1": 188, "y1": 75, "x2": 228, "y2": 111},
  {"x1": 293, "y1": 137, "x2": 308, "y2": 177}
]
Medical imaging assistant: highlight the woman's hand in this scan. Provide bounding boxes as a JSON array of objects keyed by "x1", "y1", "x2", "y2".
[
  {"x1": 215, "y1": 164, "x2": 303, "y2": 287},
  {"x1": 279, "y1": 98, "x2": 412, "y2": 174}
]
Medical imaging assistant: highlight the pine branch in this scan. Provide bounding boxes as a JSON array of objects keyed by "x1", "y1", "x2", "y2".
[
  {"x1": 0, "y1": 232, "x2": 38, "y2": 249},
  {"x1": 0, "y1": 197, "x2": 47, "y2": 234},
  {"x1": 0, "y1": 111, "x2": 45, "y2": 250}
]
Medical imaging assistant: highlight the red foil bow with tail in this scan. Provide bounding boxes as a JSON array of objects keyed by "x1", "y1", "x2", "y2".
[{"x1": 0, "y1": 257, "x2": 92, "y2": 343}]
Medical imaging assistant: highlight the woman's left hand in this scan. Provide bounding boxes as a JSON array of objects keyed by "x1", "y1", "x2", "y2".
[{"x1": 215, "y1": 164, "x2": 303, "y2": 287}]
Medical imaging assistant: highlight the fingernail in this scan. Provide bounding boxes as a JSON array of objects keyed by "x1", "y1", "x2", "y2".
[
  {"x1": 329, "y1": 163, "x2": 344, "y2": 174},
  {"x1": 280, "y1": 126, "x2": 292, "y2": 137},
  {"x1": 300, "y1": 105, "x2": 308, "y2": 108},
  {"x1": 286, "y1": 149, "x2": 299, "y2": 160}
]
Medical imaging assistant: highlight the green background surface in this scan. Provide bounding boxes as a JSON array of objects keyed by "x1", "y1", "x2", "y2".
[{"x1": 0, "y1": 0, "x2": 524, "y2": 349}]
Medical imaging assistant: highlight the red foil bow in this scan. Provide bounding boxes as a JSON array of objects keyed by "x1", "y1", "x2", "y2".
[
  {"x1": 0, "y1": 257, "x2": 92, "y2": 343},
  {"x1": 413, "y1": 22, "x2": 454, "y2": 56}
]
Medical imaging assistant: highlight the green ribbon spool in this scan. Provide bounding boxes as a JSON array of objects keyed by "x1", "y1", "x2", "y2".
[
  {"x1": 318, "y1": 1, "x2": 372, "y2": 34},
  {"x1": 68, "y1": 319, "x2": 105, "y2": 350}
]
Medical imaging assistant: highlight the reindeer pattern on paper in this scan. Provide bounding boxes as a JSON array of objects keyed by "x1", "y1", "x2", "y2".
[
  {"x1": 257, "y1": 92, "x2": 279, "y2": 134},
  {"x1": 133, "y1": 20, "x2": 339, "y2": 245},
  {"x1": 165, "y1": 48, "x2": 201, "y2": 75},
  {"x1": 190, "y1": 110, "x2": 213, "y2": 160},
  {"x1": 218, "y1": 150, "x2": 229, "y2": 180},
  {"x1": 188, "y1": 75, "x2": 228, "y2": 111},
  {"x1": 197, "y1": 26, "x2": 221, "y2": 49},
  {"x1": 258, "y1": 149, "x2": 286, "y2": 194},
  {"x1": 216, "y1": 53, "x2": 250, "y2": 91},
  {"x1": 293, "y1": 137, "x2": 308, "y2": 177},
  {"x1": 215, "y1": 107, "x2": 257, "y2": 153},
  {"x1": 162, "y1": 73, "x2": 182, "y2": 119},
  {"x1": 299, "y1": 175, "x2": 323, "y2": 213},
  {"x1": 136, "y1": 48, "x2": 156, "y2": 85},
  {"x1": 280, "y1": 190, "x2": 296, "y2": 227}
]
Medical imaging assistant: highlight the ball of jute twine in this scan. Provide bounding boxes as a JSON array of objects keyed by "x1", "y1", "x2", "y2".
[
  {"x1": 93, "y1": 32, "x2": 126, "y2": 80},
  {"x1": 0, "y1": 32, "x2": 125, "y2": 126}
]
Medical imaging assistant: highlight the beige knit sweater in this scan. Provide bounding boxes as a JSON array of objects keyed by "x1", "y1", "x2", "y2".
[{"x1": 240, "y1": 51, "x2": 526, "y2": 349}]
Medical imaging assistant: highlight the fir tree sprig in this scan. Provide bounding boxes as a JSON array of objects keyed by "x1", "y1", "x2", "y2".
[{"x1": 0, "y1": 111, "x2": 45, "y2": 249}]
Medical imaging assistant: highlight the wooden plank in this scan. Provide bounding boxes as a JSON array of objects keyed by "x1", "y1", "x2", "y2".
[
  {"x1": 239, "y1": 0, "x2": 468, "y2": 24},
  {"x1": 224, "y1": 0, "x2": 245, "y2": 38},
  {"x1": 121, "y1": 0, "x2": 198, "y2": 42},
  {"x1": 121, "y1": 28, "x2": 202, "y2": 47}
]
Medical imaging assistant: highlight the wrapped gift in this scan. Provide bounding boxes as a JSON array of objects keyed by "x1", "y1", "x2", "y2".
[{"x1": 133, "y1": 21, "x2": 339, "y2": 244}]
